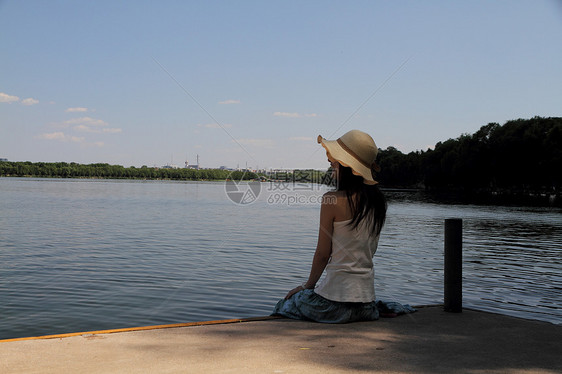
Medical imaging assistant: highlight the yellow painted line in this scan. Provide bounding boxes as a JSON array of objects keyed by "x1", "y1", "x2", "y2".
[
  {"x1": 1, "y1": 305, "x2": 440, "y2": 343},
  {"x1": 0, "y1": 315, "x2": 282, "y2": 343}
]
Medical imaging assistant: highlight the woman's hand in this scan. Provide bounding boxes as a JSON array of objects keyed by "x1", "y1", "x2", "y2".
[{"x1": 284, "y1": 285, "x2": 304, "y2": 300}]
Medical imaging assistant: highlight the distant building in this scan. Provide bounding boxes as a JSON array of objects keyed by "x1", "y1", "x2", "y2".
[
  {"x1": 0, "y1": 158, "x2": 7, "y2": 162},
  {"x1": 184, "y1": 154, "x2": 200, "y2": 170},
  {"x1": 185, "y1": 162, "x2": 199, "y2": 170}
]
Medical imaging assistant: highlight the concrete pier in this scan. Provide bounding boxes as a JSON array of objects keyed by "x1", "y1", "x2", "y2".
[{"x1": 1, "y1": 306, "x2": 560, "y2": 373}]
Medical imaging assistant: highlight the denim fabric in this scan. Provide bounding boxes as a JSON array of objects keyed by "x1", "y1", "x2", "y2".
[{"x1": 271, "y1": 289, "x2": 416, "y2": 323}]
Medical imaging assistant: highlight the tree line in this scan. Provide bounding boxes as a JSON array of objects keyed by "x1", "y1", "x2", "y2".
[
  {"x1": 376, "y1": 116, "x2": 561, "y2": 205},
  {"x1": 1, "y1": 117, "x2": 560, "y2": 205},
  {"x1": 0, "y1": 162, "x2": 258, "y2": 181}
]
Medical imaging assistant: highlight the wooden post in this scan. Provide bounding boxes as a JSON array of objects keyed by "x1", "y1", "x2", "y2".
[{"x1": 444, "y1": 218, "x2": 462, "y2": 312}]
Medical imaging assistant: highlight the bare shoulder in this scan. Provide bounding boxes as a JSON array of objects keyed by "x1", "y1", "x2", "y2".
[
  {"x1": 321, "y1": 190, "x2": 343, "y2": 205},
  {"x1": 322, "y1": 190, "x2": 352, "y2": 221}
]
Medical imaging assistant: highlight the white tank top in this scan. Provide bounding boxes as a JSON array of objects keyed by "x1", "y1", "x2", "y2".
[{"x1": 315, "y1": 218, "x2": 379, "y2": 303}]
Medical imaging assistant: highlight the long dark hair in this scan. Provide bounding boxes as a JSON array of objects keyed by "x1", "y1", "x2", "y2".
[{"x1": 336, "y1": 165, "x2": 387, "y2": 237}]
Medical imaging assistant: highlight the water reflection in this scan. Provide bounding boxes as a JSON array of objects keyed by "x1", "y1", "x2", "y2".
[
  {"x1": 378, "y1": 191, "x2": 561, "y2": 324},
  {"x1": 0, "y1": 179, "x2": 560, "y2": 340}
]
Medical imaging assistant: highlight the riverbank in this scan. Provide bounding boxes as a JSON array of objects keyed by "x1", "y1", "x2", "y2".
[{"x1": 1, "y1": 306, "x2": 560, "y2": 373}]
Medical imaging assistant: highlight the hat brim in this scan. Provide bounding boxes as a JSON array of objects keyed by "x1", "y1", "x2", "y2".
[{"x1": 318, "y1": 135, "x2": 377, "y2": 185}]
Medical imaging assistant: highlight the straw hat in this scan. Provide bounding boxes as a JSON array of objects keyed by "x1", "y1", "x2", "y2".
[{"x1": 317, "y1": 129, "x2": 381, "y2": 185}]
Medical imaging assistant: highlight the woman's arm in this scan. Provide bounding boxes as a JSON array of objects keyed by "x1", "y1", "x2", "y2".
[{"x1": 284, "y1": 194, "x2": 335, "y2": 299}]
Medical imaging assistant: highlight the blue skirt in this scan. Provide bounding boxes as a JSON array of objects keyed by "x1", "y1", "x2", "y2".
[{"x1": 271, "y1": 289, "x2": 416, "y2": 324}]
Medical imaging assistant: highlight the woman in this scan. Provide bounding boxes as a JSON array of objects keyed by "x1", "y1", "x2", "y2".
[{"x1": 272, "y1": 129, "x2": 389, "y2": 323}]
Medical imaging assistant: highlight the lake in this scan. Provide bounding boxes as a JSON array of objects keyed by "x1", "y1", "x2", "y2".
[{"x1": 0, "y1": 178, "x2": 560, "y2": 339}]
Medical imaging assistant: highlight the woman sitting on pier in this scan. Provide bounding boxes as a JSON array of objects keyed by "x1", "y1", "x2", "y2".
[{"x1": 272, "y1": 129, "x2": 392, "y2": 323}]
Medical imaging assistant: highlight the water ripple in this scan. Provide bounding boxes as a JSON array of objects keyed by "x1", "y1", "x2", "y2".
[{"x1": 0, "y1": 179, "x2": 560, "y2": 339}]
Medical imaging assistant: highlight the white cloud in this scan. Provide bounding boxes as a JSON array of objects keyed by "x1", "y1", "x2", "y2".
[
  {"x1": 274, "y1": 112, "x2": 300, "y2": 118},
  {"x1": 73, "y1": 124, "x2": 122, "y2": 134},
  {"x1": 65, "y1": 107, "x2": 88, "y2": 112},
  {"x1": 273, "y1": 112, "x2": 318, "y2": 118},
  {"x1": 290, "y1": 136, "x2": 314, "y2": 141},
  {"x1": 49, "y1": 116, "x2": 121, "y2": 134},
  {"x1": 37, "y1": 132, "x2": 84, "y2": 143},
  {"x1": 234, "y1": 138, "x2": 274, "y2": 147},
  {"x1": 0, "y1": 92, "x2": 20, "y2": 103},
  {"x1": 64, "y1": 117, "x2": 108, "y2": 127},
  {"x1": 0, "y1": 93, "x2": 41, "y2": 106},
  {"x1": 219, "y1": 99, "x2": 240, "y2": 104},
  {"x1": 70, "y1": 135, "x2": 85, "y2": 143},
  {"x1": 102, "y1": 128, "x2": 122, "y2": 134},
  {"x1": 21, "y1": 98, "x2": 39, "y2": 106},
  {"x1": 38, "y1": 132, "x2": 66, "y2": 141},
  {"x1": 72, "y1": 125, "x2": 93, "y2": 132}
]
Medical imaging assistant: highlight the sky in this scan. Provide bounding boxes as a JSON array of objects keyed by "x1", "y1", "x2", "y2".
[{"x1": 1, "y1": 1, "x2": 561, "y2": 170}]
